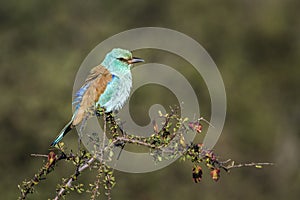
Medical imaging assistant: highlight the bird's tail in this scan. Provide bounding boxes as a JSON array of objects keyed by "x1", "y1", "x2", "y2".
[{"x1": 50, "y1": 120, "x2": 73, "y2": 146}]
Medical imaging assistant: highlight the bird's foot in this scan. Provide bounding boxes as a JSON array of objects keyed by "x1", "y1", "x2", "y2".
[
  {"x1": 105, "y1": 111, "x2": 114, "y2": 121},
  {"x1": 95, "y1": 107, "x2": 105, "y2": 117}
]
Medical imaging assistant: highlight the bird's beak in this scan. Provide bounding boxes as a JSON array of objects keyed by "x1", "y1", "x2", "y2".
[{"x1": 128, "y1": 57, "x2": 144, "y2": 64}]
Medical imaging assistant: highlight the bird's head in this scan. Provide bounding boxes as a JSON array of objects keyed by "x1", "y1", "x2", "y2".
[{"x1": 101, "y1": 48, "x2": 144, "y2": 74}]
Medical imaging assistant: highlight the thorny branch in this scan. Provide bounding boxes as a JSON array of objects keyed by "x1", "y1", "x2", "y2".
[{"x1": 18, "y1": 108, "x2": 274, "y2": 199}]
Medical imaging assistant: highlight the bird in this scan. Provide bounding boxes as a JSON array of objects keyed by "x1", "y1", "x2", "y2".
[{"x1": 51, "y1": 48, "x2": 144, "y2": 146}]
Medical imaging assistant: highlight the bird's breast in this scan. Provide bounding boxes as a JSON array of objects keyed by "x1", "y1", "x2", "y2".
[{"x1": 98, "y1": 72, "x2": 132, "y2": 112}]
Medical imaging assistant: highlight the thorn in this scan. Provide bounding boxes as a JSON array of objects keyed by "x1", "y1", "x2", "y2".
[{"x1": 199, "y1": 117, "x2": 215, "y2": 128}]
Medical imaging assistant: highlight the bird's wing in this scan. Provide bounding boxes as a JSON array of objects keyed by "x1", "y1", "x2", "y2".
[
  {"x1": 85, "y1": 65, "x2": 108, "y2": 83},
  {"x1": 72, "y1": 65, "x2": 112, "y2": 126}
]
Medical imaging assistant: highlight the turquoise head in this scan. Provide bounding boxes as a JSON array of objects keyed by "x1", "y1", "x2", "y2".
[{"x1": 101, "y1": 48, "x2": 144, "y2": 75}]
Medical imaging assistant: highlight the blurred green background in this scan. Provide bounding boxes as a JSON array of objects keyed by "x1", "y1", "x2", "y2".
[{"x1": 1, "y1": 0, "x2": 299, "y2": 199}]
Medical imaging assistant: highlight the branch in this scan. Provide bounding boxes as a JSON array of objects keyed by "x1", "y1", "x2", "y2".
[
  {"x1": 54, "y1": 156, "x2": 96, "y2": 200},
  {"x1": 19, "y1": 107, "x2": 275, "y2": 199}
]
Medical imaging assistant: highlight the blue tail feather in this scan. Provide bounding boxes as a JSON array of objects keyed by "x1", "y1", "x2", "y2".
[{"x1": 50, "y1": 120, "x2": 73, "y2": 146}]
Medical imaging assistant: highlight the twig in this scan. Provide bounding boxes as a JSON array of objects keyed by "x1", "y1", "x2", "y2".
[
  {"x1": 30, "y1": 153, "x2": 48, "y2": 158},
  {"x1": 54, "y1": 157, "x2": 96, "y2": 200},
  {"x1": 90, "y1": 171, "x2": 101, "y2": 200},
  {"x1": 19, "y1": 152, "x2": 57, "y2": 200},
  {"x1": 115, "y1": 136, "x2": 158, "y2": 149},
  {"x1": 225, "y1": 161, "x2": 274, "y2": 170}
]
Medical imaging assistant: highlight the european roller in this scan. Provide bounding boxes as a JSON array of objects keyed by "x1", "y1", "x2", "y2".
[{"x1": 51, "y1": 48, "x2": 144, "y2": 146}]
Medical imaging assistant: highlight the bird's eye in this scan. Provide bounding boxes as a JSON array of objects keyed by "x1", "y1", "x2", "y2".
[{"x1": 117, "y1": 57, "x2": 127, "y2": 62}]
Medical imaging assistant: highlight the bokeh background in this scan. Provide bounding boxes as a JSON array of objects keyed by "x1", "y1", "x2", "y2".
[{"x1": 1, "y1": 0, "x2": 299, "y2": 199}]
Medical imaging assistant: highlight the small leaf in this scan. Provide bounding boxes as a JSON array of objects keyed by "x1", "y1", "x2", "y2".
[
  {"x1": 157, "y1": 156, "x2": 162, "y2": 162},
  {"x1": 158, "y1": 110, "x2": 163, "y2": 117},
  {"x1": 183, "y1": 117, "x2": 189, "y2": 122},
  {"x1": 109, "y1": 150, "x2": 114, "y2": 158}
]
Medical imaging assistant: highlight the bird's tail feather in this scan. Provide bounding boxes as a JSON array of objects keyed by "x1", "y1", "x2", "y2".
[{"x1": 50, "y1": 120, "x2": 73, "y2": 146}]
